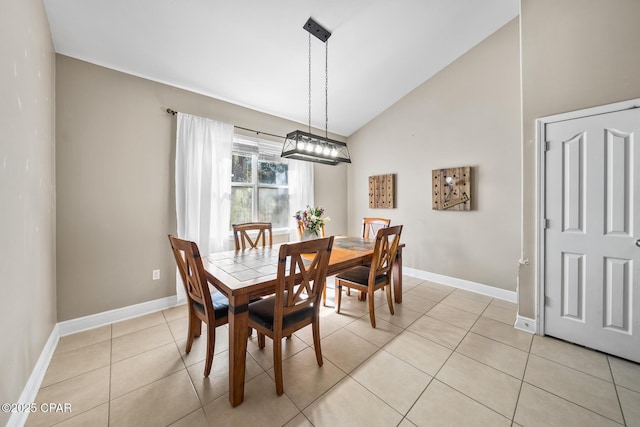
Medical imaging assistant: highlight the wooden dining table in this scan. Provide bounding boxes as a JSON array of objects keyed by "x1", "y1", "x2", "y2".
[{"x1": 204, "y1": 235, "x2": 404, "y2": 407}]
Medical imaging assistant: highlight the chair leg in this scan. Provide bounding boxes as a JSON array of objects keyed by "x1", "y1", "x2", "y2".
[
  {"x1": 188, "y1": 307, "x2": 202, "y2": 339},
  {"x1": 312, "y1": 317, "x2": 323, "y2": 367},
  {"x1": 385, "y1": 284, "x2": 395, "y2": 315},
  {"x1": 368, "y1": 289, "x2": 376, "y2": 328},
  {"x1": 258, "y1": 332, "x2": 266, "y2": 349},
  {"x1": 322, "y1": 279, "x2": 327, "y2": 306},
  {"x1": 335, "y1": 283, "x2": 342, "y2": 313},
  {"x1": 203, "y1": 323, "x2": 215, "y2": 377},
  {"x1": 186, "y1": 313, "x2": 199, "y2": 353},
  {"x1": 346, "y1": 288, "x2": 351, "y2": 296},
  {"x1": 273, "y1": 336, "x2": 284, "y2": 395}
]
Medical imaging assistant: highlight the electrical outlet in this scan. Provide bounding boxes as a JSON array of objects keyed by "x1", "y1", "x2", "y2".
[{"x1": 152, "y1": 269, "x2": 160, "y2": 280}]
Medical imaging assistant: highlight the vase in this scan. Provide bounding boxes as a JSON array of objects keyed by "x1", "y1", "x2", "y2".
[{"x1": 301, "y1": 229, "x2": 319, "y2": 241}]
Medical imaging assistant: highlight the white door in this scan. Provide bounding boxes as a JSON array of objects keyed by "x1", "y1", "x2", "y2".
[{"x1": 544, "y1": 107, "x2": 640, "y2": 363}]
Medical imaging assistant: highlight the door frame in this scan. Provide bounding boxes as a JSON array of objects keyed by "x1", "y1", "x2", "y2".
[{"x1": 535, "y1": 97, "x2": 640, "y2": 335}]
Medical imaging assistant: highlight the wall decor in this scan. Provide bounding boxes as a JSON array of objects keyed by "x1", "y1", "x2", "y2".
[
  {"x1": 368, "y1": 174, "x2": 395, "y2": 208},
  {"x1": 432, "y1": 166, "x2": 471, "y2": 211}
]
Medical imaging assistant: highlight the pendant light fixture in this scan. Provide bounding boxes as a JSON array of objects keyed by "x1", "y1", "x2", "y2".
[{"x1": 281, "y1": 17, "x2": 351, "y2": 165}]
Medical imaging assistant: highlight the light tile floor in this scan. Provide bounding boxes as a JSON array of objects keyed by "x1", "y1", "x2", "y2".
[{"x1": 25, "y1": 277, "x2": 640, "y2": 427}]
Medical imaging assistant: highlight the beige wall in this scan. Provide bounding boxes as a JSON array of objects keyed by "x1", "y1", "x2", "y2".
[
  {"x1": 55, "y1": 55, "x2": 347, "y2": 321},
  {"x1": 0, "y1": 0, "x2": 56, "y2": 422},
  {"x1": 519, "y1": 0, "x2": 640, "y2": 319},
  {"x1": 347, "y1": 20, "x2": 521, "y2": 292}
]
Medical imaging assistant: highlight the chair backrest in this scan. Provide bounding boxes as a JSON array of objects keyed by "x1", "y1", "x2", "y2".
[
  {"x1": 168, "y1": 235, "x2": 215, "y2": 316},
  {"x1": 274, "y1": 236, "x2": 334, "y2": 327},
  {"x1": 232, "y1": 222, "x2": 273, "y2": 250},
  {"x1": 297, "y1": 220, "x2": 326, "y2": 239},
  {"x1": 362, "y1": 217, "x2": 391, "y2": 239},
  {"x1": 369, "y1": 225, "x2": 403, "y2": 281}
]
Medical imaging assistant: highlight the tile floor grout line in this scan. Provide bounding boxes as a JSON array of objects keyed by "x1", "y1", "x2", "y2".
[
  {"x1": 523, "y1": 382, "x2": 626, "y2": 426},
  {"x1": 109, "y1": 366, "x2": 191, "y2": 403},
  {"x1": 36, "y1": 359, "x2": 111, "y2": 391},
  {"x1": 426, "y1": 297, "x2": 520, "y2": 423},
  {"x1": 344, "y1": 346, "x2": 423, "y2": 418},
  {"x1": 470, "y1": 317, "x2": 532, "y2": 352},
  {"x1": 447, "y1": 303, "x2": 531, "y2": 382},
  {"x1": 527, "y1": 350, "x2": 621, "y2": 385},
  {"x1": 170, "y1": 333, "x2": 204, "y2": 407},
  {"x1": 111, "y1": 340, "x2": 182, "y2": 371},
  {"x1": 467, "y1": 327, "x2": 529, "y2": 353},
  {"x1": 607, "y1": 354, "x2": 628, "y2": 426},
  {"x1": 425, "y1": 378, "x2": 513, "y2": 424},
  {"x1": 510, "y1": 340, "x2": 532, "y2": 423},
  {"x1": 399, "y1": 376, "x2": 435, "y2": 426}
]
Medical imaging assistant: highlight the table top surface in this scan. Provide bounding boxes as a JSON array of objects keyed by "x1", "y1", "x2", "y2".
[{"x1": 204, "y1": 236, "x2": 376, "y2": 296}]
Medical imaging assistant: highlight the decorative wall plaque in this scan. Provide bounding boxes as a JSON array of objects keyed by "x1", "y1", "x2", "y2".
[
  {"x1": 432, "y1": 166, "x2": 471, "y2": 211},
  {"x1": 368, "y1": 174, "x2": 395, "y2": 208}
]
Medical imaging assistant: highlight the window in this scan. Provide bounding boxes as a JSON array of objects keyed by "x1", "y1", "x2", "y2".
[{"x1": 230, "y1": 137, "x2": 290, "y2": 229}]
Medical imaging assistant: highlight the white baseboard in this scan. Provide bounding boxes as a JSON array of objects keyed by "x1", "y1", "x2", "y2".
[
  {"x1": 403, "y1": 267, "x2": 517, "y2": 303},
  {"x1": 8, "y1": 325, "x2": 60, "y2": 427},
  {"x1": 57, "y1": 295, "x2": 179, "y2": 336},
  {"x1": 514, "y1": 315, "x2": 537, "y2": 334}
]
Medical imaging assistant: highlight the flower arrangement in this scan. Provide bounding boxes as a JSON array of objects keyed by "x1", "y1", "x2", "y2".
[{"x1": 294, "y1": 206, "x2": 330, "y2": 236}]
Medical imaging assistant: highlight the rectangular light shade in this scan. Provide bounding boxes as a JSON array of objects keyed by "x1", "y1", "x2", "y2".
[{"x1": 281, "y1": 130, "x2": 351, "y2": 165}]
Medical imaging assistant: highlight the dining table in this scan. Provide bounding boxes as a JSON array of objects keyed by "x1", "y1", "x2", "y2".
[{"x1": 203, "y1": 235, "x2": 405, "y2": 407}]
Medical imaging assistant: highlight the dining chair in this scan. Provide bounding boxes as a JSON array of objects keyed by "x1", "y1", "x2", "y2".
[
  {"x1": 248, "y1": 236, "x2": 334, "y2": 395},
  {"x1": 334, "y1": 225, "x2": 403, "y2": 328},
  {"x1": 168, "y1": 235, "x2": 229, "y2": 377},
  {"x1": 232, "y1": 222, "x2": 273, "y2": 250},
  {"x1": 297, "y1": 220, "x2": 325, "y2": 240},
  {"x1": 348, "y1": 217, "x2": 391, "y2": 299},
  {"x1": 362, "y1": 217, "x2": 391, "y2": 239}
]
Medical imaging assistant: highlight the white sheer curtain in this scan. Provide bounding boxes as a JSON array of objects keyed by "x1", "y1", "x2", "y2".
[
  {"x1": 287, "y1": 159, "x2": 314, "y2": 241},
  {"x1": 175, "y1": 113, "x2": 233, "y2": 303}
]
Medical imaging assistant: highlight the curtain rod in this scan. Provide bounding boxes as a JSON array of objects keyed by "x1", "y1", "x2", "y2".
[{"x1": 165, "y1": 108, "x2": 285, "y2": 139}]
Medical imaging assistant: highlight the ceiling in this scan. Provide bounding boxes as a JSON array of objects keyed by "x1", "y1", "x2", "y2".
[{"x1": 43, "y1": 0, "x2": 519, "y2": 137}]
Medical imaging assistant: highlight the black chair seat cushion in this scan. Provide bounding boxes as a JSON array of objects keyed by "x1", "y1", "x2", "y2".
[
  {"x1": 248, "y1": 294, "x2": 313, "y2": 332},
  {"x1": 193, "y1": 291, "x2": 229, "y2": 320},
  {"x1": 336, "y1": 266, "x2": 387, "y2": 286}
]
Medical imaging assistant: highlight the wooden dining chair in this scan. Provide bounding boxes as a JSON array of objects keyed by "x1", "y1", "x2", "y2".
[
  {"x1": 232, "y1": 222, "x2": 273, "y2": 250},
  {"x1": 334, "y1": 225, "x2": 403, "y2": 328},
  {"x1": 297, "y1": 220, "x2": 325, "y2": 240},
  {"x1": 362, "y1": 217, "x2": 391, "y2": 239},
  {"x1": 248, "y1": 236, "x2": 334, "y2": 395},
  {"x1": 350, "y1": 217, "x2": 391, "y2": 299},
  {"x1": 168, "y1": 235, "x2": 229, "y2": 377}
]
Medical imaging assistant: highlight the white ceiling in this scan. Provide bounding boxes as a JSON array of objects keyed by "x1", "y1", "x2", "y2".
[{"x1": 43, "y1": 0, "x2": 519, "y2": 136}]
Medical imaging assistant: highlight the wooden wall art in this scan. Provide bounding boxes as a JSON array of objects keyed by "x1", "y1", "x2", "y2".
[
  {"x1": 432, "y1": 166, "x2": 471, "y2": 211},
  {"x1": 368, "y1": 174, "x2": 395, "y2": 208}
]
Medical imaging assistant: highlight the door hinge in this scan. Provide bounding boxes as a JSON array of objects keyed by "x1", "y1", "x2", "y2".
[
  {"x1": 543, "y1": 218, "x2": 550, "y2": 229},
  {"x1": 544, "y1": 141, "x2": 550, "y2": 151}
]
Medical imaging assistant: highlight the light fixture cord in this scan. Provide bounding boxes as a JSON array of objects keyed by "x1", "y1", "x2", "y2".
[
  {"x1": 325, "y1": 39, "x2": 329, "y2": 138},
  {"x1": 308, "y1": 32, "x2": 312, "y2": 134}
]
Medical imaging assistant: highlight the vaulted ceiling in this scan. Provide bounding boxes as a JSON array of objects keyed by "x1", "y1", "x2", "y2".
[{"x1": 43, "y1": 0, "x2": 519, "y2": 136}]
